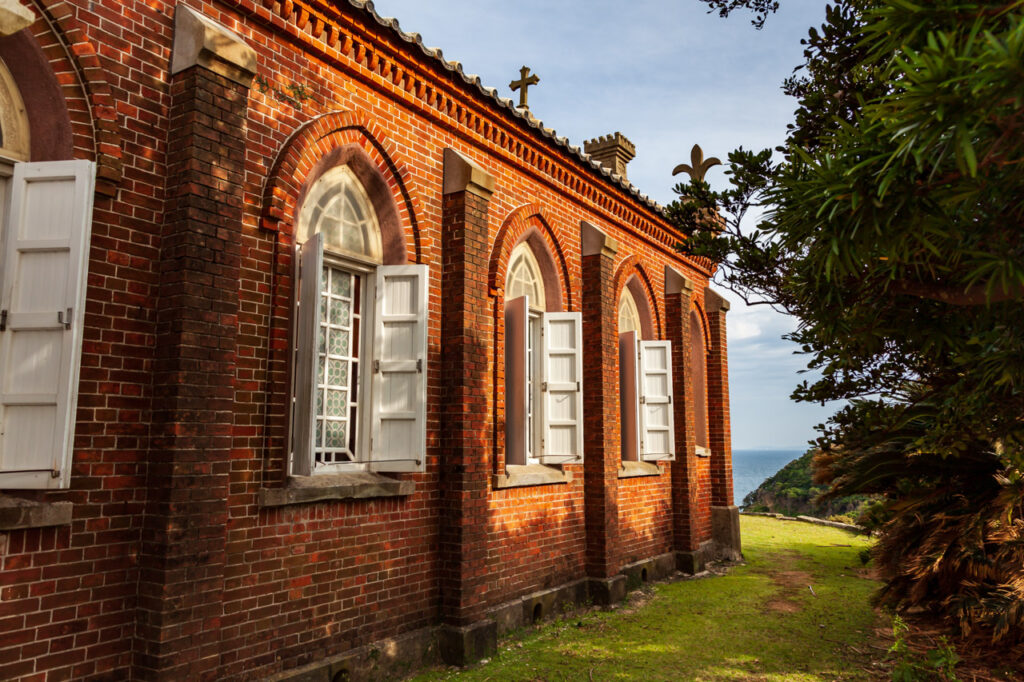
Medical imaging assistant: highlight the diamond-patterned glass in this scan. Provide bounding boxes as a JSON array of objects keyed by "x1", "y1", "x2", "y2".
[
  {"x1": 326, "y1": 389, "x2": 344, "y2": 414},
  {"x1": 326, "y1": 421, "x2": 346, "y2": 448},
  {"x1": 330, "y1": 270, "x2": 347, "y2": 296},
  {"x1": 329, "y1": 328, "x2": 348, "y2": 356},
  {"x1": 328, "y1": 359, "x2": 345, "y2": 386},
  {"x1": 312, "y1": 263, "x2": 362, "y2": 468},
  {"x1": 329, "y1": 298, "x2": 345, "y2": 324}
]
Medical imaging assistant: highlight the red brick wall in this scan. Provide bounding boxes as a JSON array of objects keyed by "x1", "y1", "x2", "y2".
[
  {"x1": 487, "y1": 481, "x2": 587, "y2": 602},
  {"x1": 0, "y1": 0, "x2": 731, "y2": 679},
  {"x1": 617, "y1": 474, "x2": 674, "y2": 566}
]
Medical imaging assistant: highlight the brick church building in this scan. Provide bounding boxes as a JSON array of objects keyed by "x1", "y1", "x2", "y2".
[{"x1": 0, "y1": 0, "x2": 740, "y2": 678}]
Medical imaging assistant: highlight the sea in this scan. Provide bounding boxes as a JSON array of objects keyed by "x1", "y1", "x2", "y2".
[{"x1": 732, "y1": 448, "x2": 804, "y2": 508}]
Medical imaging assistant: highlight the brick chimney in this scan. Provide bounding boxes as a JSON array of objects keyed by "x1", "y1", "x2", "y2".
[{"x1": 583, "y1": 132, "x2": 636, "y2": 180}]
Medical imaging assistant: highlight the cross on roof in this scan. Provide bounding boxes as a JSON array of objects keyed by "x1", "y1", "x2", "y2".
[{"x1": 509, "y1": 66, "x2": 540, "y2": 111}]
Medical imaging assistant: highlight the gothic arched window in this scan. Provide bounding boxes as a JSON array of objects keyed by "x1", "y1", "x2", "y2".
[
  {"x1": 619, "y1": 279, "x2": 675, "y2": 463},
  {"x1": 503, "y1": 239, "x2": 581, "y2": 468},
  {"x1": 291, "y1": 163, "x2": 427, "y2": 475}
]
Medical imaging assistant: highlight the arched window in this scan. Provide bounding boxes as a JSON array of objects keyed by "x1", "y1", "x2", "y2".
[
  {"x1": 504, "y1": 240, "x2": 581, "y2": 467},
  {"x1": 689, "y1": 311, "x2": 709, "y2": 455},
  {"x1": 619, "y1": 281, "x2": 675, "y2": 463},
  {"x1": 297, "y1": 164, "x2": 381, "y2": 263},
  {"x1": 0, "y1": 57, "x2": 30, "y2": 163},
  {"x1": 506, "y1": 242, "x2": 545, "y2": 309},
  {"x1": 618, "y1": 288, "x2": 642, "y2": 336},
  {"x1": 291, "y1": 164, "x2": 427, "y2": 475}
]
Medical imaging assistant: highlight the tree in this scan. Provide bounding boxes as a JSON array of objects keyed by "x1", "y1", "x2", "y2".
[{"x1": 677, "y1": 0, "x2": 1024, "y2": 641}]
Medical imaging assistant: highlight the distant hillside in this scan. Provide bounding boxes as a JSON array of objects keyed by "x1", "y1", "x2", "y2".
[{"x1": 742, "y1": 449, "x2": 874, "y2": 521}]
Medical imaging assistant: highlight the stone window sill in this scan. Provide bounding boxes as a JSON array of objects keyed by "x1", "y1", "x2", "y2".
[
  {"x1": 618, "y1": 461, "x2": 662, "y2": 478},
  {"x1": 259, "y1": 471, "x2": 415, "y2": 507},
  {"x1": 695, "y1": 446, "x2": 711, "y2": 458},
  {"x1": 493, "y1": 464, "x2": 572, "y2": 489},
  {"x1": 0, "y1": 495, "x2": 73, "y2": 531}
]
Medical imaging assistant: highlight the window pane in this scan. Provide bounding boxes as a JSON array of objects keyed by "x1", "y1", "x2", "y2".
[
  {"x1": 296, "y1": 165, "x2": 382, "y2": 262},
  {"x1": 314, "y1": 264, "x2": 362, "y2": 468},
  {"x1": 507, "y1": 243, "x2": 546, "y2": 310},
  {"x1": 619, "y1": 290, "x2": 641, "y2": 334}
]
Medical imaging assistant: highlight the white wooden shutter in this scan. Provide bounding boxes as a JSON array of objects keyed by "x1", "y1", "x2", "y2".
[
  {"x1": 504, "y1": 296, "x2": 529, "y2": 466},
  {"x1": 0, "y1": 160, "x2": 95, "y2": 489},
  {"x1": 290, "y1": 232, "x2": 323, "y2": 476},
  {"x1": 638, "y1": 340, "x2": 676, "y2": 461},
  {"x1": 540, "y1": 312, "x2": 583, "y2": 464},
  {"x1": 619, "y1": 331, "x2": 640, "y2": 462},
  {"x1": 370, "y1": 264, "x2": 428, "y2": 472}
]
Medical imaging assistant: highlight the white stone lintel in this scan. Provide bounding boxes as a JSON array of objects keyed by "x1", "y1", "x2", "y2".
[
  {"x1": 443, "y1": 148, "x2": 496, "y2": 198},
  {"x1": 581, "y1": 220, "x2": 618, "y2": 258},
  {"x1": 0, "y1": 0, "x2": 35, "y2": 36},
  {"x1": 665, "y1": 265, "x2": 695, "y2": 295},
  {"x1": 171, "y1": 6, "x2": 257, "y2": 87}
]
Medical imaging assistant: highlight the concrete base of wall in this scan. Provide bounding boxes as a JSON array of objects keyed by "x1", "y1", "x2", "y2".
[
  {"x1": 586, "y1": 575, "x2": 627, "y2": 606},
  {"x1": 488, "y1": 579, "x2": 589, "y2": 636},
  {"x1": 261, "y1": 547, "x2": 712, "y2": 680},
  {"x1": 619, "y1": 552, "x2": 676, "y2": 590},
  {"x1": 262, "y1": 626, "x2": 438, "y2": 682},
  {"x1": 712, "y1": 505, "x2": 743, "y2": 561},
  {"x1": 675, "y1": 546, "x2": 707, "y2": 574},
  {"x1": 438, "y1": 620, "x2": 498, "y2": 667}
]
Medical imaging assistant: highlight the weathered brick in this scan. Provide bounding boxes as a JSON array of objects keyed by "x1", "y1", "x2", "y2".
[{"x1": 1, "y1": 2, "x2": 732, "y2": 679}]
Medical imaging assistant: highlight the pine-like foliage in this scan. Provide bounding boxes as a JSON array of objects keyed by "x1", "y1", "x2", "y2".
[
  {"x1": 816, "y1": 400, "x2": 1024, "y2": 642},
  {"x1": 678, "y1": 0, "x2": 1024, "y2": 642}
]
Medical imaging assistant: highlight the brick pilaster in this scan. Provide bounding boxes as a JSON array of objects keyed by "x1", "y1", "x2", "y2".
[
  {"x1": 135, "y1": 64, "x2": 249, "y2": 680},
  {"x1": 705, "y1": 289, "x2": 733, "y2": 507},
  {"x1": 665, "y1": 269, "x2": 702, "y2": 554},
  {"x1": 439, "y1": 149, "x2": 495, "y2": 629},
  {"x1": 581, "y1": 222, "x2": 620, "y2": 578}
]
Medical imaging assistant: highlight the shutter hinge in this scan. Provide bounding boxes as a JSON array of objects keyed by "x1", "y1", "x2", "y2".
[
  {"x1": 373, "y1": 359, "x2": 380, "y2": 373},
  {"x1": 0, "y1": 310, "x2": 6, "y2": 331},
  {"x1": 416, "y1": 358, "x2": 423, "y2": 373},
  {"x1": 58, "y1": 308, "x2": 72, "y2": 330},
  {"x1": 639, "y1": 396, "x2": 646, "y2": 404},
  {"x1": 541, "y1": 382, "x2": 548, "y2": 392},
  {"x1": 576, "y1": 381, "x2": 580, "y2": 391},
  {"x1": 669, "y1": 395, "x2": 673, "y2": 404}
]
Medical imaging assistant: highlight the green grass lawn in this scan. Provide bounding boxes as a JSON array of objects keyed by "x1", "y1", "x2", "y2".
[{"x1": 413, "y1": 516, "x2": 881, "y2": 681}]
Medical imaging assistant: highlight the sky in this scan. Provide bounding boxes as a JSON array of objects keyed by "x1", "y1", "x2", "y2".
[{"x1": 370, "y1": 0, "x2": 837, "y2": 450}]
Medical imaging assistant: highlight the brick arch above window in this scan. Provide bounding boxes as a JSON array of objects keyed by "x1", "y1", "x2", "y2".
[
  {"x1": 489, "y1": 203, "x2": 571, "y2": 312},
  {"x1": 260, "y1": 111, "x2": 423, "y2": 264},
  {"x1": 612, "y1": 256, "x2": 660, "y2": 340},
  {"x1": 12, "y1": 0, "x2": 123, "y2": 194}
]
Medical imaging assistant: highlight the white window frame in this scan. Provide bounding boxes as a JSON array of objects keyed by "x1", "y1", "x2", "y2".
[
  {"x1": 289, "y1": 166, "x2": 427, "y2": 476},
  {"x1": 620, "y1": 331, "x2": 677, "y2": 463},
  {"x1": 303, "y1": 244, "x2": 375, "y2": 474},
  {"x1": 503, "y1": 242, "x2": 583, "y2": 468}
]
